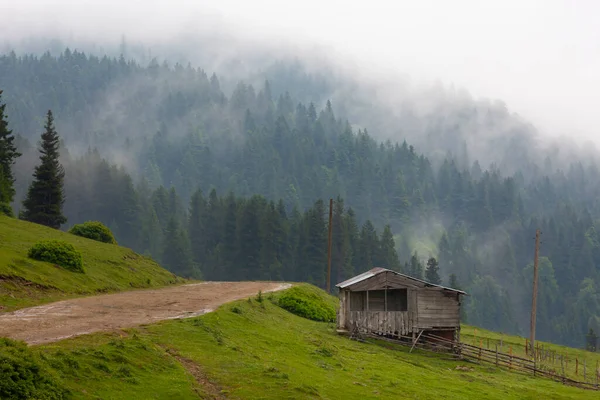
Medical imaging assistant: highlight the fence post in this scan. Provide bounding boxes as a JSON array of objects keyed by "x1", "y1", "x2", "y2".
[
  {"x1": 561, "y1": 356, "x2": 565, "y2": 382},
  {"x1": 509, "y1": 346, "x2": 513, "y2": 370},
  {"x1": 495, "y1": 344, "x2": 499, "y2": 367}
]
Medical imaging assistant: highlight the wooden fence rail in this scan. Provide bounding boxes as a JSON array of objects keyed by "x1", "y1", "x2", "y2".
[{"x1": 360, "y1": 331, "x2": 599, "y2": 391}]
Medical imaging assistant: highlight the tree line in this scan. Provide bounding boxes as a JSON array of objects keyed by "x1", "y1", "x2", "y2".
[{"x1": 2, "y1": 49, "x2": 600, "y2": 349}]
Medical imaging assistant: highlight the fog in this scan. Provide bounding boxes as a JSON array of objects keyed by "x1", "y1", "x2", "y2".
[{"x1": 3, "y1": 0, "x2": 600, "y2": 145}]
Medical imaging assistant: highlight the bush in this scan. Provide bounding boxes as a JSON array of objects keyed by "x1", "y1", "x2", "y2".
[
  {"x1": 28, "y1": 240, "x2": 84, "y2": 273},
  {"x1": 0, "y1": 338, "x2": 69, "y2": 400},
  {"x1": 0, "y1": 202, "x2": 13, "y2": 217},
  {"x1": 277, "y1": 285, "x2": 337, "y2": 322},
  {"x1": 68, "y1": 221, "x2": 117, "y2": 244}
]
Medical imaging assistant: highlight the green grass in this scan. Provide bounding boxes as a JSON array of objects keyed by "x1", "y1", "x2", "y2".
[
  {"x1": 6, "y1": 284, "x2": 595, "y2": 399},
  {"x1": 0, "y1": 215, "x2": 186, "y2": 312}
]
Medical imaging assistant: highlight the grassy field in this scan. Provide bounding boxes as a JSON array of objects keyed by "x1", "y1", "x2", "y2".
[
  {"x1": 5, "y1": 284, "x2": 596, "y2": 400},
  {"x1": 0, "y1": 215, "x2": 185, "y2": 312}
]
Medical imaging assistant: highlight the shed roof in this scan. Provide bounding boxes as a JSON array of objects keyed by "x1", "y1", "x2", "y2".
[{"x1": 335, "y1": 267, "x2": 467, "y2": 295}]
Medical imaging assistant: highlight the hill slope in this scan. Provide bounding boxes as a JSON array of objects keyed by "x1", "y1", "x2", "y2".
[
  {"x1": 4, "y1": 285, "x2": 595, "y2": 400},
  {"x1": 0, "y1": 215, "x2": 184, "y2": 312}
]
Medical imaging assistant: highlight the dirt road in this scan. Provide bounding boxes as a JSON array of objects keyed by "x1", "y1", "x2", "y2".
[{"x1": 0, "y1": 281, "x2": 290, "y2": 345}]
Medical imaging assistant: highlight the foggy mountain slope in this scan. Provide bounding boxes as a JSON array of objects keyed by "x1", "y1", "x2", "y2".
[
  {"x1": 1, "y1": 43, "x2": 593, "y2": 181},
  {"x1": 3, "y1": 45, "x2": 600, "y2": 348}
]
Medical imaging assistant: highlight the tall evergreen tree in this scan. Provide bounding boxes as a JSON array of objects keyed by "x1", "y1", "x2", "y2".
[
  {"x1": 0, "y1": 89, "x2": 21, "y2": 214},
  {"x1": 162, "y1": 216, "x2": 197, "y2": 278},
  {"x1": 188, "y1": 188, "x2": 207, "y2": 268},
  {"x1": 304, "y1": 199, "x2": 327, "y2": 286},
  {"x1": 236, "y1": 196, "x2": 262, "y2": 280},
  {"x1": 425, "y1": 257, "x2": 441, "y2": 284},
  {"x1": 20, "y1": 110, "x2": 67, "y2": 228},
  {"x1": 449, "y1": 273, "x2": 459, "y2": 289},
  {"x1": 407, "y1": 252, "x2": 424, "y2": 279},
  {"x1": 380, "y1": 225, "x2": 401, "y2": 271}
]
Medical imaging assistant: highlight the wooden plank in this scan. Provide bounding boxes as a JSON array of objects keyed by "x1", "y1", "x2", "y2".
[
  {"x1": 419, "y1": 306, "x2": 460, "y2": 312},
  {"x1": 419, "y1": 311, "x2": 460, "y2": 318},
  {"x1": 384, "y1": 273, "x2": 425, "y2": 289},
  {"x1": 418, "y1": 319, "x2": 460, "y2": 325},
  {"x1": 401, "y1": 312, "x2": 406, "y2": 336},
  {"x1": 417, "y1": 314, "x2": 460, "y2": 320},
  {"x1": 347, "y1": 273, "x2": 388, "y2": 291},
  {"x1": 418, "y1": 310, "x2": 460, "y2": 316}
]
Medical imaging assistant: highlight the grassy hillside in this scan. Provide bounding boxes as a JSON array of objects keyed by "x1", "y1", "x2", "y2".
[
  {"x1": 4, "y1": 284, "x2": 596, "y2": 400},
  {"x1": 0, "y1": 215, "x2": 185, "y2": 312}
]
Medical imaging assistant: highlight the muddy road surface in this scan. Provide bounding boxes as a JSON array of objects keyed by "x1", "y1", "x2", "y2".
[{"x1": 0, "y1": 281, "x2": 290, "y2": 345}]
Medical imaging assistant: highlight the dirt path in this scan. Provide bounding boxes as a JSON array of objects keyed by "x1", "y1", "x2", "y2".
[{"x1": 0, "y1": 281, "x2": 290, "y2": 345}]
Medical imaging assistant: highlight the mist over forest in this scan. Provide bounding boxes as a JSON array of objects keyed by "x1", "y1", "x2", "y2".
[{"x1": 2, "y1": 24, "x2": 600, "y2": 351}]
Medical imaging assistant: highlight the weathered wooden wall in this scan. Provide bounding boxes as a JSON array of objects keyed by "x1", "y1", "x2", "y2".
[
  {"x1": 349, "y1": 311, "x2": 413, "y2": 336},
  {"x1": 416, "y1": 288, "x2": 460, "y2": 330}
]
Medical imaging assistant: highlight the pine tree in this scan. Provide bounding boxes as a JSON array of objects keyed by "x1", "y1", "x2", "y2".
[
  {"x1": 236, "y1": 196, "x2": 262, "y2": 280},
  {"x1": 449, "y1": 273, "x2": 459, "y2": 289},
  {"x1": 356, "y1": 220, "x2": 380, "y2": 270},
  {"x1": 162, "y1": 216, "x2": 197, "y2": 278},
  {"x1": 379, "y1": 225, "x2": 401, "y2": 271},
  {"x1": 20, "y1": 110, "x2": 66, "y2": 228},
  {"x1": 220, "y1": 192, "x2": 238, "y2": 280},
  {"x1": 407, "y1": 252, "x2": 424, "y2": 279},
  {"x1": 345, "y1": 207, "x2": 360, "y2": 274},
  {"x1": 303, "y1": 199, "x2": 327, "y2": 286},
  {"x1": 260, "y1": 201, "x2": 284, "y2": 280},
  {"x1": 0, "y1": 90, "x2": 21, "y2": 214},
  {"x1": 188, "y1": 189, "x2": 207, "y2": 269},
  {"x1": 425, "y1": 257, "x2": 441, "y2": 284},
  {"x1": 332, "y1": 197, "x2": 352, "y2": 285}
]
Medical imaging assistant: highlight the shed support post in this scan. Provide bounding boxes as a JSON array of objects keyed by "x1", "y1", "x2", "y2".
[
  {"x1": 366, "y1": 290, "x2": 369, "y2": 333},
  {"x1": 410, "y1": 330, "x2": 424, "y2": 353},
  {"x1": 384, "y1": 288, "x2": 387, "y2": 312}
]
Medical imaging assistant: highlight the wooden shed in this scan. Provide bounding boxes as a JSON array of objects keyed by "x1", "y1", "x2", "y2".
[{"x1": 336, "y1": 267, "x2": 467, "y2": 343}]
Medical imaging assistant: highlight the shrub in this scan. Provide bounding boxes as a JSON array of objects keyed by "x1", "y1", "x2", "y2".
[
  {"x1": 68, "y1": 221, "x2": 117, "y2": 244},
  {"x1": 28, "y1": 240, "x2": 84, "y2": 273},
  {"x1": 0, "y1": 202, "x2": 13, "y2": 217},
  {"x1": 0, "y1": 338, "x2": 69, "y2": 400},
  {"x1": 277, "y1": 285, "x2": 337, "y2": 322}
]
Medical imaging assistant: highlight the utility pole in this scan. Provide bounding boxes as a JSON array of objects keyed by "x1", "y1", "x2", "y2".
[
  {"x1": 530, "y1": 229, "x2": 541, "y2": 356},
  {"x1": 326, "y1": 198, "x2": 333, "y2": 293}
]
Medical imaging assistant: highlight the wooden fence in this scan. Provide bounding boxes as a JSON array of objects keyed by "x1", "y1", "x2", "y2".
[{"x1": 359, "y1": 331, "x2": 600, "y2": 391}]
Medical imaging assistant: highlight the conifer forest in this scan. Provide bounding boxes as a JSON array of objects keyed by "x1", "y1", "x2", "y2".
[{"x1": 1, "y1": 48, "x2": 600, "y2": 349}]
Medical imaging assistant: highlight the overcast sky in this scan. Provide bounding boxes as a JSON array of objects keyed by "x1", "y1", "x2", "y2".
[{"x1": 3, "y1": 0, "x2": 600, "y2": 142}]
